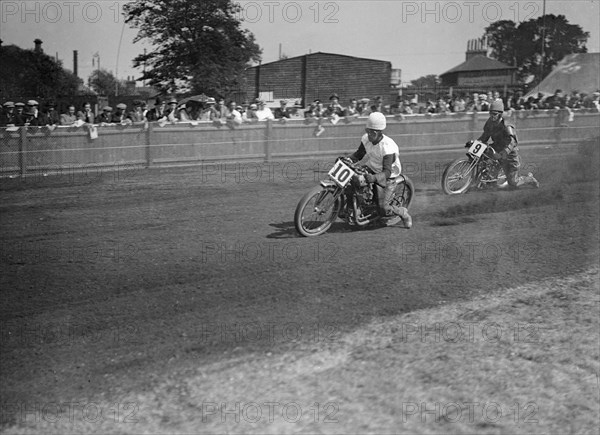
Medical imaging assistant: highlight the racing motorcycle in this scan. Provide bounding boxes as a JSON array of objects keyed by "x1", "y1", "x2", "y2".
[
  {"x1": 441, "y1": 140, "x2": 507, "y2": 195},
  {"x1": 294, "y1": 158, "x2": 414, "y2": 237}
]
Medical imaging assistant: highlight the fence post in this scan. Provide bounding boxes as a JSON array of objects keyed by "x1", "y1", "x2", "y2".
[
  {"x1": 264, "y1": 119, "x2": 273, "y2": 162},
  {"x1": 19, "y1": 126, "x2": 26, "y2": 176},
  {"x1": 145, "y1": 122, "x2": 153, "y2": 167}
]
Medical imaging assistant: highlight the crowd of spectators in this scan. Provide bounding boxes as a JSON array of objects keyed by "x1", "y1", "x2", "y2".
[{"x1": 1, "y1": 89, "x2": 599, "y2": 128}]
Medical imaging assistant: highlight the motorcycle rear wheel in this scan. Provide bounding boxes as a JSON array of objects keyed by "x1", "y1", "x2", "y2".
[
  {"x1": 294, "y1": 186, "x2": 341, "y2": 237},
  {"x1": 442, "y1": 157, "x2": 474, "y2": 195}
]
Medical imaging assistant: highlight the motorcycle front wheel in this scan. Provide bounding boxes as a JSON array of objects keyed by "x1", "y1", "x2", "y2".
[
  {"x1": 442, "y1": 157, "x2": 475, "y2": 195},
  {"x1": 294, "y1": 186, "x2": 341, "y2": 237}
]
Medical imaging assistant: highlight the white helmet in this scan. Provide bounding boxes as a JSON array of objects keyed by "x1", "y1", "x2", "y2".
[{"x1": 366, "y1": 112, "x2": 386, "y2": 130}]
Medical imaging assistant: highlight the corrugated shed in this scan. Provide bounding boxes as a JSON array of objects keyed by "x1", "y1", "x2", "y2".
[{"x1": 244, "y1": 52, "x2": 391, "y2": 106}]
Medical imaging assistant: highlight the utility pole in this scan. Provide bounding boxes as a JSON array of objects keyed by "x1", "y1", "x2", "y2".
[{"x1": 539, "y1": 0, "x2": 546, "y2": 86}]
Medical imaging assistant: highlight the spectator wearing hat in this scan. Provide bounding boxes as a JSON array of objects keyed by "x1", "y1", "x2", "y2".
[
  {"x1": 147, "y1": 97, "x2": 167, "y2": 121},
  {"x1": 304, "y1": 100, "x2": 318, "y2": 118},
  {"x1": 97, "y1": 106, "x2": 114, "y2": 124},
  {"x1": 274, "y1": 99, "x2": 292, "y2": 120},
  {"x1": 77, "y1": 102, "x2": 95, "y2": 124},
  {"x1": 128, "y1": 100, "x2": 146, "y2": 122},
  {"x1": 544, "y1": 89, "x2": 566, "y2": 109},
  {"x1": 165, "y1": 98, "x2": 179, "y2": 123},
  {"x1": 25, "y1": 100, "x2": 48, "y2": 126},
  {"x1": 112, "y1": 103, "x2": 132, "y2": 124},
  {"x1": 0, "y1": 102, "x2": 17, "y2": 126},
  {"x1": 211, "y1": 98, "x2": 227, "y2": 121},
  {"x1": 242, "y1": 103, "x2": 259, "y2": 123},
  {"x1": 14, "y1": 102, "x2": 27, "y2": 126},
  {"x1": 344, "y1": 98, "x2": 359, "y2": 117},
  {"x1": 255, "y1": 100, "x2": 274, "y2": 121},
  {"x1": 479, "y1": 94, "x2": 489, "y2": 112},
  {"x1": 325, "y1": 93, "x2": 345, "y2": 117},
  {"x1": 43, "y1": 101, "x2": 60, "y2": 126},
  {"x1": 199, "y1": 97, "x2": 217, "y2": 121},
  {"x1": 60, "y1": 104, "x2": 77, "y2": 125}
]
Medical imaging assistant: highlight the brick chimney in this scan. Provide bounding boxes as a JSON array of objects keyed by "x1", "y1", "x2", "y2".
[
  {"x1": 34, "y1": 38, "x2": 43, "y2": 53},
  {"x1": 466, "y1": 37, "x2": 488, "y2": 60}
]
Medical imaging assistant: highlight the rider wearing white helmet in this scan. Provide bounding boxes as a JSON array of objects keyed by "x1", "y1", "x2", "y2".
[
  {"x1": 344, "y1": 112, "x2": 412, "y2": 228},
  {"x1": 477, "y1": 99, "x2": 539, "y2": 189}
]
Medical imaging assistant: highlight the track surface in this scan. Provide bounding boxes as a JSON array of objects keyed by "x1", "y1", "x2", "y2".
[{"x1": 1, "y1": 142, "x2": 598, "y2": 428}]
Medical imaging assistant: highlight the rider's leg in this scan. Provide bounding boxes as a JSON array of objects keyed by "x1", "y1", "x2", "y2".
[{"x1": 376, "y1": 181, "x2": 412, "y2": 228}]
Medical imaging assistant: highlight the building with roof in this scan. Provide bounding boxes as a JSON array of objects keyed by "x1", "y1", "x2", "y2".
[
  {"x1": 241, "y1": 52, "x2": 392, "y2": 107},
  {"x1": 439, "y1": 38, "x2": 517, "y2": 94}
]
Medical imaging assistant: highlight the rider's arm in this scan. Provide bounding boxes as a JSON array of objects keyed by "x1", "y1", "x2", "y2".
[
  {"x1": 366, "y1": 154, "x2": 395, "y2": 184},
  {"x1": 349, "y1": 143, "x2": 366, "y2": 162},
  {"x1": 477, "y1": 118, "x2": 492, "y2": 142}
]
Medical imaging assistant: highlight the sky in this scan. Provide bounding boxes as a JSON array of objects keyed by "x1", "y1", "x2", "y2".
[{"x1": 1, "y1": 0, "x2": 599, "y2": 86}]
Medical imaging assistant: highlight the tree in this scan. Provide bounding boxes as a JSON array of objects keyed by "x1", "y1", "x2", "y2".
[
  {"x1": 485, "y1": 14, "x2": 589, "y2": 87},
  {"x1": 123, "y1": 0, "x2": 262, "y2": 97},
  {"x1": 87, "y1": 69, "x2": 128, "y2": 96},
  {"x1": 408, "y1": 74, "x2": 440, "y2": 90},
  {"x1": 0, "y1": 43, "x2": 82, "y2": 99}
]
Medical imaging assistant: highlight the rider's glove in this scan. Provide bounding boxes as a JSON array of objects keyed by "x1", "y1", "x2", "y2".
[
  {"x1": 491, "y1": 151, "x2": 502, "y2": 160},
  {"x1": 365, "y1": 173, "x2": 377, "y2": 183},
  {"x1": 465, "y1": 140, "x2": 474, "y2": 148}
]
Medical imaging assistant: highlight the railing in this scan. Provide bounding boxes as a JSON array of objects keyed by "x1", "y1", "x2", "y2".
[{"x1": 1, "y1": 110, "x2": 598, "y2": 178}]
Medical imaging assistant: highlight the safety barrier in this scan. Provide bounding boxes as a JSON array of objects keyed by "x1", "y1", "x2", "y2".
[{"x1": 1, "y1": 110, "x2": 598, "y2": 177}]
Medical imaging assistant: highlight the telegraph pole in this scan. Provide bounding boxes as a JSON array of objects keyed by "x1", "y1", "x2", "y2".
[{"x1": 539, "y1": 0, "x2": 546, "y2": 86}]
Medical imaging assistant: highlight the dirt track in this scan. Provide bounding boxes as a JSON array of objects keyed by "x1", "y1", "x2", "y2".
[{"x1": 1, "y1": 140, "x2": 598, "y2": 431}]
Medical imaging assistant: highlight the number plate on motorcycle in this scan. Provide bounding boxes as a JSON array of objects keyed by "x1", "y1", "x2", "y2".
[
  {"x1": 468, "y1": 140, "x2": 487, "y2": 158},
  {"x1": 328, "y1": 160, "x2": 356, "y2": 187}
]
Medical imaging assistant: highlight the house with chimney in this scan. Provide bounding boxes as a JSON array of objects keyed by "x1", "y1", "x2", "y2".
[{"x1": 439, "y1": 38, "x2": 518, "y2": 94}]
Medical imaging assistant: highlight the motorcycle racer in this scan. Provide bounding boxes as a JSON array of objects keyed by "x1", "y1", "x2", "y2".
[
  {"x1": 344, "y1": 112, "x2": 412, "y2": 228},
  {"x1": 475, "y1": 100, "x2": 539, "y2": 189}
]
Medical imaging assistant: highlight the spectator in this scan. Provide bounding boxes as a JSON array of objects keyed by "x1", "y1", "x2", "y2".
[
  {"x1": 165, "y1": 98, "x2": 179, "y2": 123},
  {"x1": 425, "y1": 100, "x2": 436, "y2": 113},
  {"x1": 97, "y1": 106, "x2": 114, "y2": 124},
  {"x1": 389, "y1": 96, "x2": 403, "y2": 115},
  {"x1": 147, "y1": 97, "x2": 166, "y2": 121},
  {"x1": 14, "y1": 102, "x2": 27, "y2": 126},
  {"x1": 523, "y1": 96, "x2": 539, "y2": 110},
  {"x1": 357, "y1": 98, "x2": 370, "y2": 115},
  {"x1": 325, "y1": 93, "x2": 344, "y2": 117},
  {"x1": 225, "y1": 100, "x2": 242, "y2": 126},
  {"x1": 129, "y1": 100, "x2": 146, "y2": 122},
  {"x1": 112, "y1": 103, "x2": 132, "y2": 124},
  {"x1": 436, "y1": 98, "x2": 449, "y2": 113},
  {"x1": 255, "y1": 100, "x2": 274, "y2": 121},
  {"x1": 0, "y1": 101, "x2": 16, "y2": 126},
  {"x1": 373, "y1": 95, "x2": 384, "y2": 114},
  {"x1": 544, "y1": 89, "x2": 566, "y2": 109},
  {"x1": 43, "y1": 101, "x2": 60, "y2": 125},
  {"x1": 402, "y1": 100, "x2": 414, "y2": 115},
  {"x1": 453, "y1": 95, "x2": 466, "y2": 112},
  {"x1": 199, "y1": 97, "x2": 218, "y2": 121},
  {"x1": 25, "y1": 100, "x2": 47, "y2": 126},
  {"x1": 479, "y1": 94, "x2": 489, "y2": 112},
  {"x1": 60, "y1": 104, "x2": 78, "y2": 125},
  {"x1": 77, "y1": 102, "x2": 95, "y2": 124},
  {"x1": 243, "y1": 103, "x2": 259, "y2": 123},
  {"x1": 274, "y1": 100, "x2": 292, "y2": 119},
  {"x1": 533, "y1": 92, "x2": 545, "y2": 109},
  {"x1": 213, "y1": 98, "x2": 227, "y2": 120},
  {"x1": 141, "y1": 101, "x2": 149, "y2": 119},
  {"x1": 344, "y1": 98, "x2": 359, "y2": 117}
]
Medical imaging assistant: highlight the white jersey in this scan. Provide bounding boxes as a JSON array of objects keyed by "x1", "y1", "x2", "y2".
[{"x1": 359, "y1": 133, "x2": 402, "y2": 177}]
